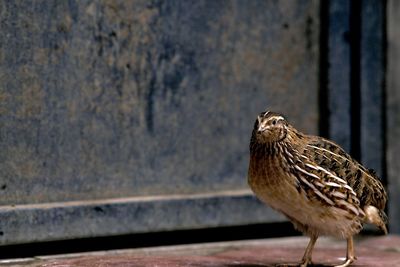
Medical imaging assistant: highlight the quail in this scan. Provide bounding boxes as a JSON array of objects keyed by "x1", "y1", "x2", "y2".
[{"x1": 247, "y1": 111, "x2": 387, "y2": 267}]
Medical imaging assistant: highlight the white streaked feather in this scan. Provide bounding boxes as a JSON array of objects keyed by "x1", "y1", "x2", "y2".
[
  {"x1": 336, "y1": 199, "x2": 360, "y2": 216},
  {"x1": 297, "y1": 174, "x2": 335, "y2": 205},
  {"x1": 313, "y1": 165, "x2": 347, "y2": 184},
  {"x1": 294, "y1": 165, "x2": 321, "y2": 180},
  {"x1": 300, "y1": 154, "x2": 308, "y2": 160},
  {"x1": 307, "y1": 143, "x2": 376, "y2": 183},
  {"x1": 307, "y1": 144, "x2": 346, "y2": 160},
  {"x1": 314, "y1": 181, "x2": 325, "y2": 188},
  {"x1": 325, "y1": 181, "x2": 342, "y2": 188},
  {"x1": 310, "y1": 164, "x2": 357, "y2": 196},
  {"x1": 330, "y1": 191, "x2": 347, "y2": 199},
  {"x1": 344, "y1": 185, "x2": 357, "y2": 195}
]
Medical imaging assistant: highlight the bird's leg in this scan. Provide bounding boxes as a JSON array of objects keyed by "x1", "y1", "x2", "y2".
[
  {"x1": 335, "y1": 236, "x2": 356, "y2": 267},
  {"x1": 300, "y1": 234, "x2": 318, "y2": 267}
]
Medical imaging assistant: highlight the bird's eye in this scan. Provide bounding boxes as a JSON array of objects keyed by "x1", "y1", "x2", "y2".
[{"x1": 272, "y1": 120, "x2": 277, "y2": 125}]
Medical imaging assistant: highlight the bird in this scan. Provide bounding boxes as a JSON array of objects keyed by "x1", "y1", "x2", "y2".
[{"x1": 247, "y1": 111, "x2": 387, "y2": 267}]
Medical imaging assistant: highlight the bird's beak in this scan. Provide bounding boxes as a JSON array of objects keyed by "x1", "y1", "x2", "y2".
[
  {"x1": 257, "y1": 124, "x2": 268, "y2": 133},
  {"x1": 257, "y1": 116, "x2": 265, "y2": 133}
]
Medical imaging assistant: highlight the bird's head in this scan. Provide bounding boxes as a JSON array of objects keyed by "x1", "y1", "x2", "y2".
[{"x1": 252, "y1": 111, "x2": 288, "y2": 143}]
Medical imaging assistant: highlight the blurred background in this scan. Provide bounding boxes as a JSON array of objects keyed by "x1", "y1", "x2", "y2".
[{"x1": 0, "y1": 0, "x2": 398, "y2": 258}]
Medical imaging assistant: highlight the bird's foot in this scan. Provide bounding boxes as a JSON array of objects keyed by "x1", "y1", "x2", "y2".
[
  {"x1": 334, "y1": 256, "x2": 356, "y2": 267},
  {"x1": 298, "y1": 252, "x2": 314, "y2": 267},
  {"x1": 299, "y1": 259, "x2": 312, "y2": 267}
]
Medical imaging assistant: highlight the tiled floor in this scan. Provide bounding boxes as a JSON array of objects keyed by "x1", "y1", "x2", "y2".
[{"x1": 2, "y1": 235, "x2": 399, "y2": 266}]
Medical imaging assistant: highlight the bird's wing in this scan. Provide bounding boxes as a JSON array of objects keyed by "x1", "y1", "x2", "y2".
[
  {"x1": 286, "y1": 142, "x2": 364, "y2": 219},
  {"x1": 303, "y1": 136, "x2": 387, "y2": 211}
]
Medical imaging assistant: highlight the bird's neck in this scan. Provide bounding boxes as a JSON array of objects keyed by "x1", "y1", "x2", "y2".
[{"x1": 250, "y1": 128, "x2": 305, "y2": 159}]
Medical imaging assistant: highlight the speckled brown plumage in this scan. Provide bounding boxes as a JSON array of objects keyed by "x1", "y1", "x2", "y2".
[{"x1": 248, "y1": 111, "x2": 387, "y2": 267}]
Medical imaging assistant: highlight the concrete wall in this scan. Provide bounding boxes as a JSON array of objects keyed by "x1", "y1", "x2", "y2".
[
  {"x1": 0, "y1": 0, "x2": 390, "y2": 244},
  {"x1": 0, "y1": 0, "x2": 321, "y2": 245},
  {"x1": 0, "y1": 0, "x2": 319, "y2": 206}
]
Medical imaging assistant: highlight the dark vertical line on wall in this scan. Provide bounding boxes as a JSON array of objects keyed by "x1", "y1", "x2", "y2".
[
  {"x1": 318, "y1": 0, "x2": 330, "y2": 138},
  {"x1": 146, "y1": 51, "x2": 156, "y2": 134},
  {"x1": 146, "y1": 76, "x2": 156, "y2": 133},
  {"x1": 327, "y1": 0, "x2": 351, "y2": 152},
  {"x1": 381, "y1": 0, "x2": 388, "y2": 185},
  {"x1": 350, "y1": 1, "x2": 361, "y2": 161},
  {"x1": 360, "y1": 0, "x2": 386, "y2": 180}
]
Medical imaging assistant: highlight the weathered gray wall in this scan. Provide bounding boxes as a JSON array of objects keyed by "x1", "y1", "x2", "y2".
[
  {"x1": 0, "y1": 0, "x2": 319, "y2": 206},
  {"x1": 0, "y1": 0, "x2": 393, "y2": 247},
  {"x1": 0, "y1": 0, "x2": 321, "y2": 245},
  {"x1": 387, "y1": 0, "x2": 400, "y2": 233}
]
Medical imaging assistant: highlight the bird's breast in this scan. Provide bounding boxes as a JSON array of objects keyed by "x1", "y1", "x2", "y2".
[{"x1": 248, "y1": 154, "x2": 299, "y2": 207}]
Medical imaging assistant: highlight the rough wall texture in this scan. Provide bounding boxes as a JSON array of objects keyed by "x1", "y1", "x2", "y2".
[
  {"x1": 0, "y1": 0, "x2": 320, "y2": 205},
  {"x1": 387, "y1": 0, "x2": 400, "y2": 233}
]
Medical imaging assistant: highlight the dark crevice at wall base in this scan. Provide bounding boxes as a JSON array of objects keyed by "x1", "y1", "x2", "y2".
[{"x1": 0, "y1": 222, "x2": 300, "y2": 260}]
